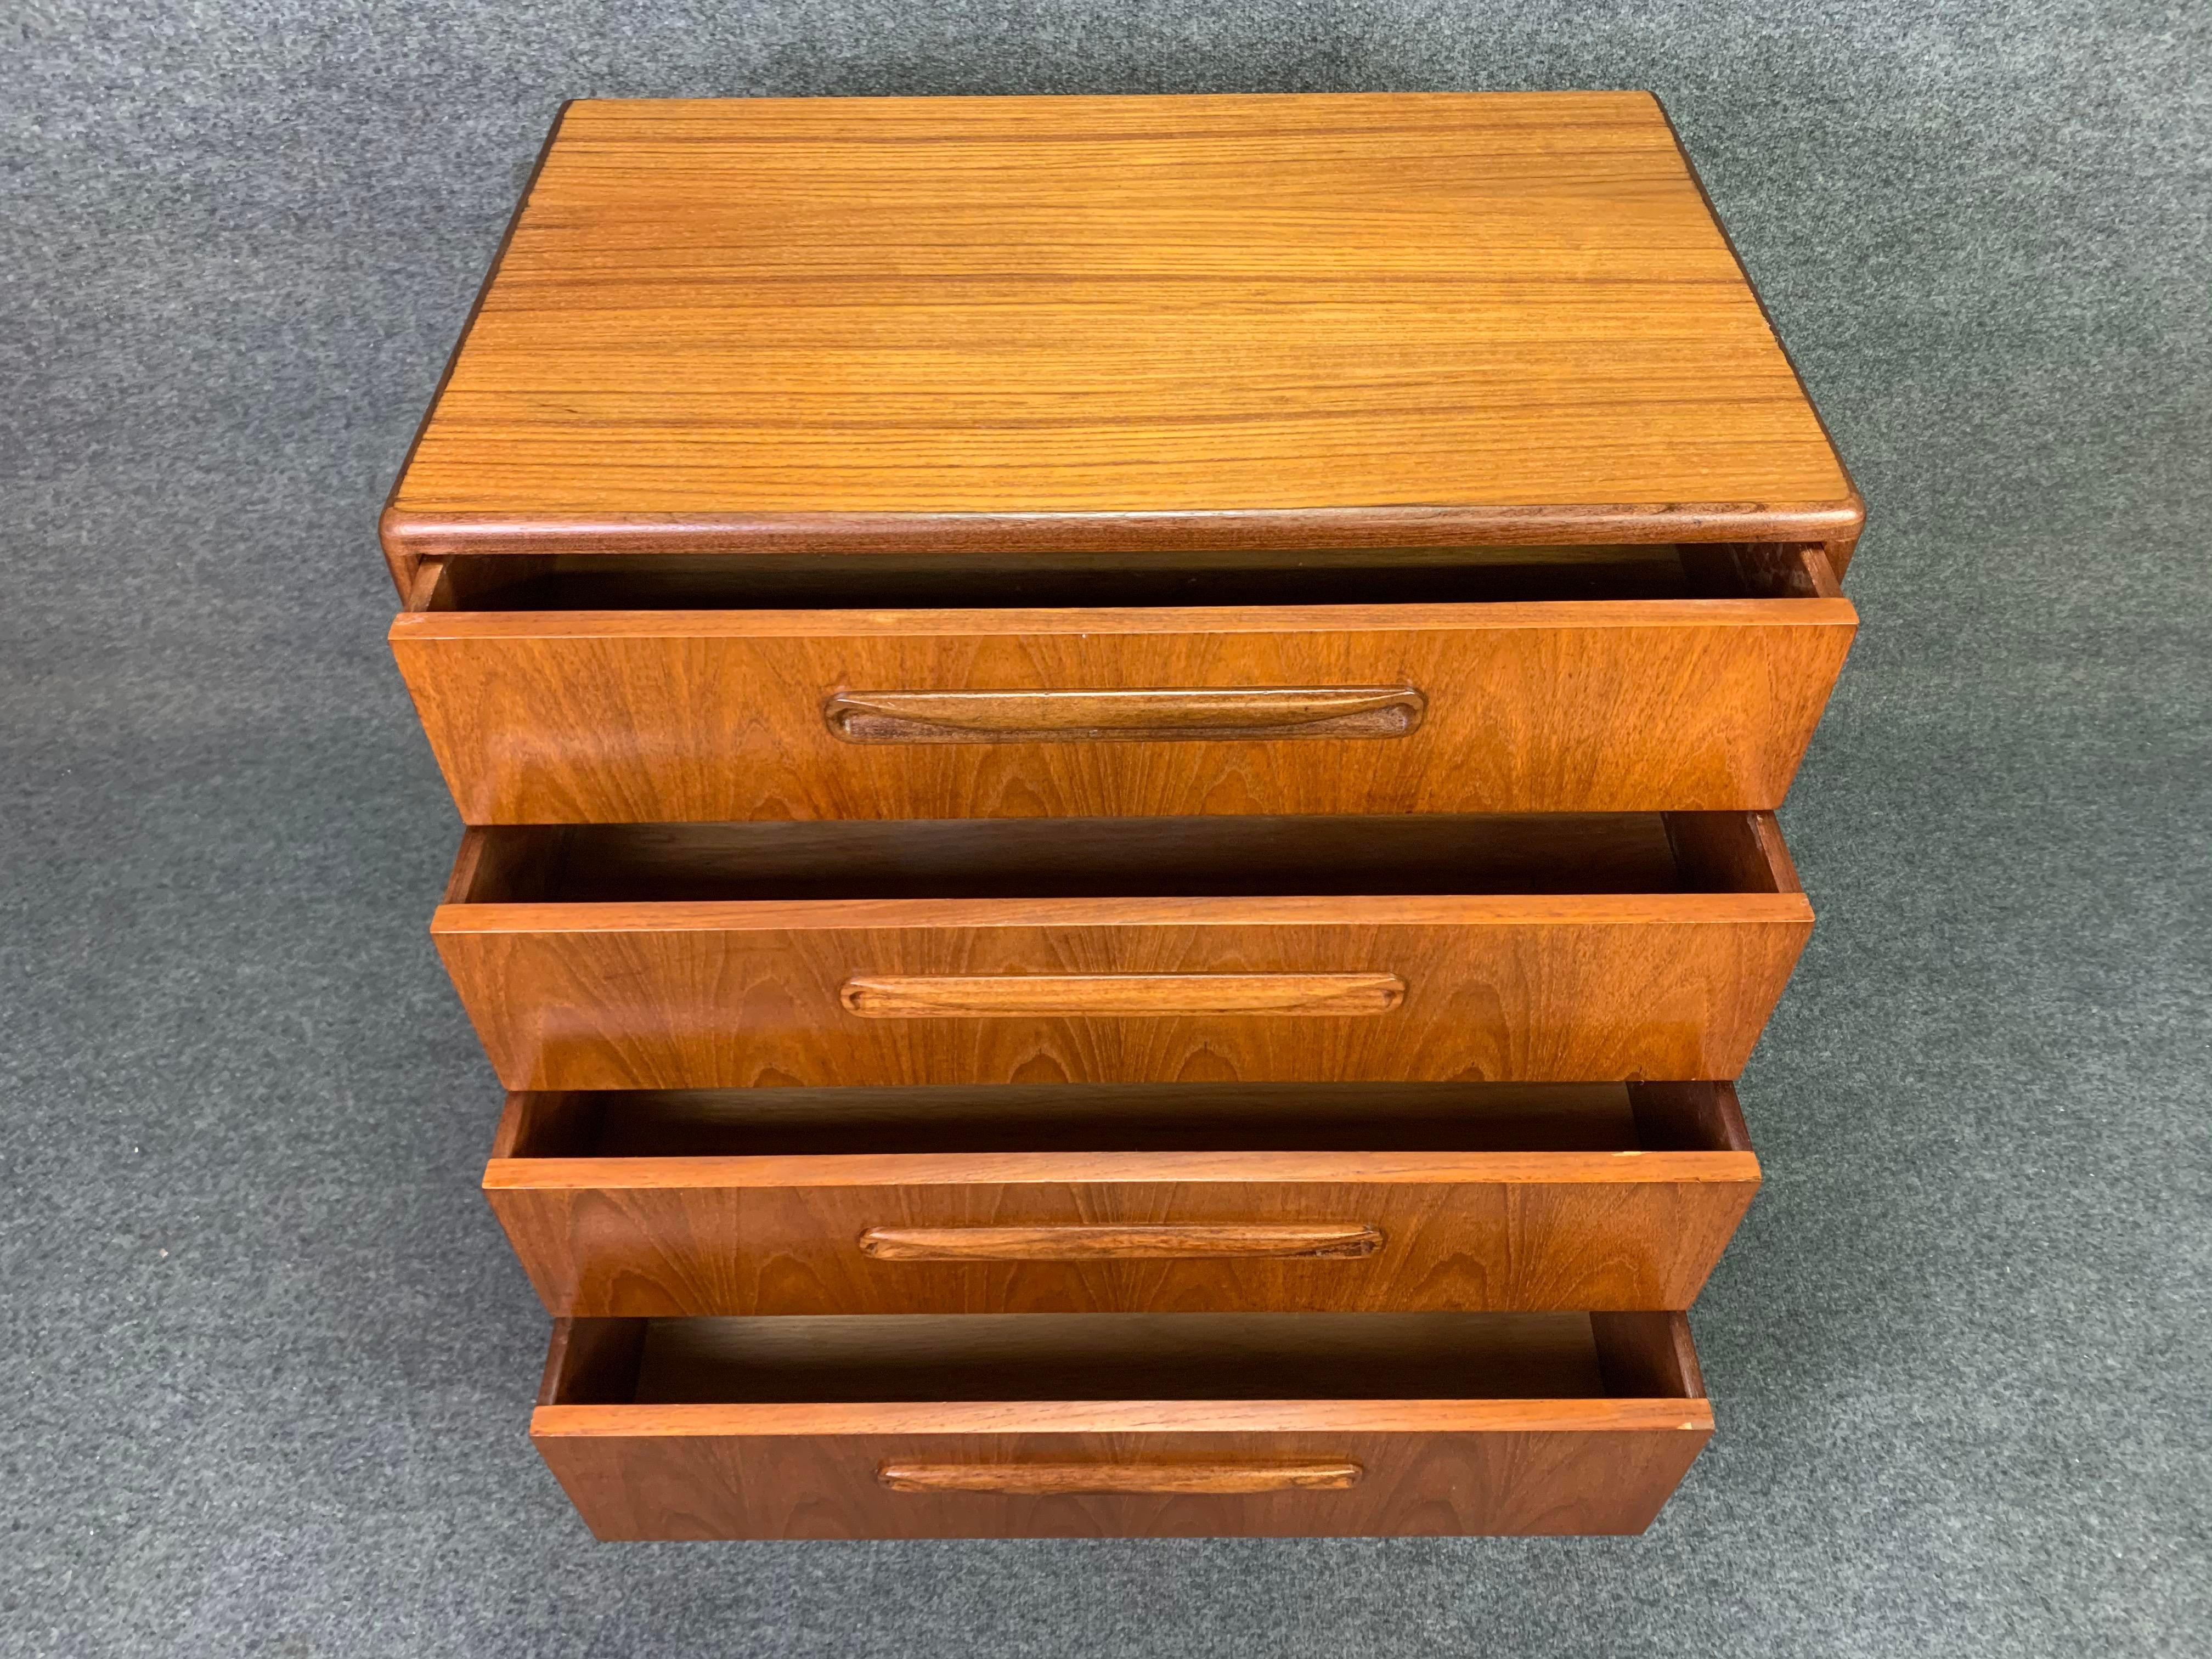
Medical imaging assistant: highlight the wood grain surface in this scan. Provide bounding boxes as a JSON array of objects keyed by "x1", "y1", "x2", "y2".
[
  {"x1": 382, "y1": 92, "x2": 1859, "y2": 586},
  {"x1": 481, "y1": 1082, "x2": 1758, "y2": 1316},
  {"x1": 822, "y1": 686, "x2": 1428, "y2": 744},
  {"x1": 437, "y1": 895, "x2": 1809, "y2": 1091},
  {"x1": 531, "y1": 1412, "x2": 1711, "y2": 1538},
  {"x1": 433, "y1": 813, "x2": 1807, "y2": 1091},
  {"x1": 854, "y1": 1224, "x2": 1389, "y2": 1261},
  {"x1": 391, "y1": 586, "x2": 1855, "y2": 822},
  {"x1": 839, "y1": 972, "x2": 1408, "y2": 1018},
  {"x1": 527, "y1": 1311, "x2": 1711, "y2": 1537},
  {"x1": 874, "y1": 1459, "x2": 1365, "y2": 1494}
]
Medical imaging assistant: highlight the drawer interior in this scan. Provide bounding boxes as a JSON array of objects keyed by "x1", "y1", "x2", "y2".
[
  {"x1": 415, "y1": 543, "x2": 1835, "y2": 612},
  {"x1": 448, "y1": 811, "x2": 1796, "y2": 905},
  {"x1": 494, "y1": 1081, "x2": 1751, "y2": 1158},
  {"x1": 545, "y1": 1311, "x2": 1703, "y2": 1405}
]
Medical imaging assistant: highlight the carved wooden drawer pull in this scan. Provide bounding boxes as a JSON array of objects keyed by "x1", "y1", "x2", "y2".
[
  {"x1": 824, "y1": 686, "x2": 1425, "y2": 744},
  {"x1": 857, "y1": 1223, "x2": 1385, "y2": 1261},
  {"x1": 878, "y1": 1461, "x2": 1364, "y2": 1496},
  {"x1": 840, "y1": 972, "x2": 1407, "y2": 1019}
]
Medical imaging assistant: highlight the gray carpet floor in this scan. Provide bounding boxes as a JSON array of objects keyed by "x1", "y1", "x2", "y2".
[{"x1": 4, "y1": 3, "x2": 2208, "y2": 1655}]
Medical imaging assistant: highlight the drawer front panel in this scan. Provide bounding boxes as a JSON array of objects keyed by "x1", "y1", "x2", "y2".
[
  {"x1": 487, "y1": 1153, "x2": 1760, "y2": 1317},
  {"x1": 530, "y1": 1412, "x2": 1712, "y2": 1539},
  {"x1": 434, "y1": 896, "x2": 1813, "y2": 1090},
  {"x1": 392, "y1": 601, "x2": 1856, "y2": 822}
]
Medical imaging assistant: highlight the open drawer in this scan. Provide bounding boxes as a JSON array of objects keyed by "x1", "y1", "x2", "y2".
[
  {"x1": 531, "y1": 1310, "x2": 1713, "y2": 1538},
  {"x1": 488, "y1": 1081, "x2": 1758, "y2": 1317},
  {"x1": 391, "y1": 543, "x2": 1854, "y2": 822},
  {"x1": 432, "y1": 809, "x2": 1812, "y2": 1091}
]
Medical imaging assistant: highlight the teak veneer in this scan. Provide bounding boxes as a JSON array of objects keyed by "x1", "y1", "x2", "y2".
[
  {"x1": 531, "y1": 1310, "x2": 1711, "y2": 1539},
  {"x1": 385, "y1": 89, "x2": 1860, "y2": 1541},
  {"x1": 392, "y1": 543, "x2": 1855, "y2": 822},
  {"x1": 381, "y1": 91, "x2": 1860, "y2": 595},
  {"x1": 486, "y1": 1082, "x2": 1758, "y2": 1317},
  {"x1": 432, "y1": 812, "x2": 1809, "y2": 1091}
]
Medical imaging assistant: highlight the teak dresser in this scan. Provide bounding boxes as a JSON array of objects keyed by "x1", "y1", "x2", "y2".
[{"x1": 385, "y1": 91, "x2": 1859, "y2": 1541}]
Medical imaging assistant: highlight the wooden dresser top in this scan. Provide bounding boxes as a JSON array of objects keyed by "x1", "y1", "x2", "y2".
[{"x1": 383, "y1": 92, "x2": 1858, "y2": 560}]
